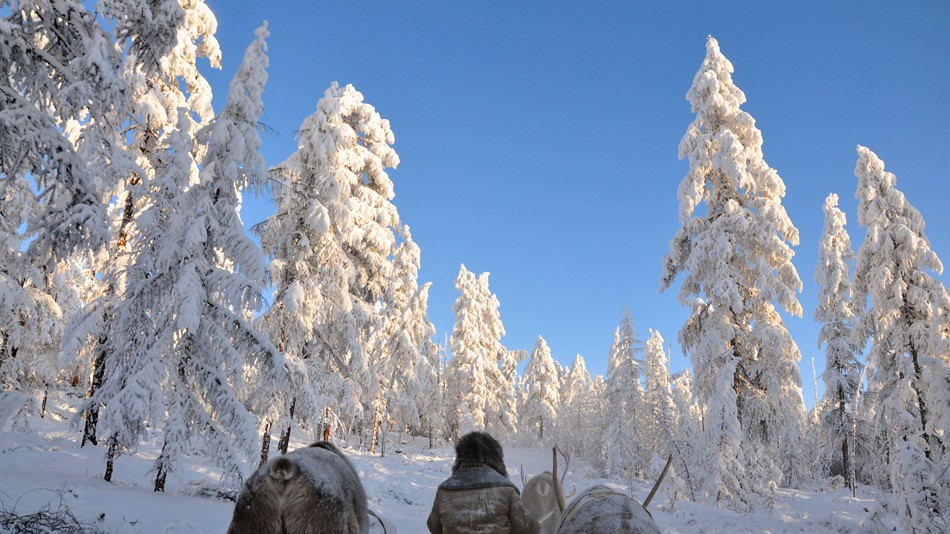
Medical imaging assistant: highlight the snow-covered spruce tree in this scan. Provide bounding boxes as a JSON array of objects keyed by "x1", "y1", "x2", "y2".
[
  {"x1": 143, "y1": 23, "x2": 287, "y2": 493},
  {"x1": 0, "y1": 0, "x2": 123, "y2": 399},
  {"x1": 446, "y1": 265, "x2": 516, "y2": 438},
  {"x1": 642, "y1": 328, "x2": 693, "y2": 499},
  {"x1": 814, "y1": 193, "x2": 863, "y2": 491},
  {"x1": 603, "y1": 311, "x2": 649, "y2": 481},
  {"x1": 1, "y1": 0, "x2": 123, "y2": 260},
  {"x1": 660, "y1": 36, "x2": 807, "y2": 507},
  {"x1": 414, "y1": 286, "x2": 446, "y2": 447},
  {"x1": 75, "y1": 0, "x2": 225, "y2": 484},
  {"x1": 643, "y1": 329, "x2": 676, "y2": 452},
  {"x1": 258, "y1": 81, "x2": 401, "y2": 450},
  {"x1": 852, "y1": 146, "x2": 950, "y2": 529},
  {"x1": 68, "y1": 0, "x2": 195, "y2": 447},
  {"x1": 558, "y1": 354, "x2": 600, "y2": 457},
  {"x1": 521, "y1": 336, "x2": 560, "y2": 442},
  {"x1": 368, "y1": 226, "x2": 436, "y2": 454},
  {"x1": 670, "y1": 369, "x2": 701, "y2": 499}
]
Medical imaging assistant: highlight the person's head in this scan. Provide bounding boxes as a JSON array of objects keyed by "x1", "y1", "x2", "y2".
[{"x1": 453, "y1": 431, "x2": 508, "y2": 477}]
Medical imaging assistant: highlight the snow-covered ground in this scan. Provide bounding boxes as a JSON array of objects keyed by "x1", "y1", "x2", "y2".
[{"x1": 0, "y1": 393, "x2": 896, "y2": 533}]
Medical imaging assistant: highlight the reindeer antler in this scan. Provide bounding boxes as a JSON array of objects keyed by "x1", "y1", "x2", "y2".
[{"x1": 552, "y1": 446, "x2": 566, "y2": 511}]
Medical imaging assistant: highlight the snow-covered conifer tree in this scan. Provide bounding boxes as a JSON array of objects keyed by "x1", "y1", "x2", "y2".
[
  {"x1": 852, "y1": 146, "x2": 950, "y2": 528},
  {"x1": 415, "y1": 288, "x2": 446, "y2": 447},
  {"x1": 368, "y1": 227, "x2": 437, "y2": 453},
  {"x1": 0, "y1": 0, "x2": 123, "y2": 399},
  {"x1": 521, "y1": 336, "x2": 560, "y2": 442},
  {"x1": 643, "y1": 329, "x2": 676, "y2": 452},
  {"x1": 75, "y1": 0, "x2": 226, "y2": 484},
  {"x1": 446, "y1": 265, "x2": 515, "y2": 438},
  {"x1": 642, "y1": 329, "x2": 694, "y2": 502},
  {"x1": 814, "y1": 193, "x2": 863, "y2": 490},
  {"x1": 603, "y1": 311, "x2": 649, "y2": 480},
  {"x1": 670, "y1": 369, "x2": 700, "y2": 498},
  {"x1": 258, "y1": 81, "x2": 401, "y2": 448},
  {"x1": 660, "y1": 36, "x2": 807, "y2": 506},
  {"x1": 558, "y1": 354, "x2": 599, "y2": 457},
  {"x1": 1, "y1": 0, "x2": 124, "y2": 260},
  {"x1": 141, "y1": 22, "x2": 286, "y2": 492}
]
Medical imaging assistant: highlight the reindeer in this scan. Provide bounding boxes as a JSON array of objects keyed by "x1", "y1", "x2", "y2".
[
  {"x1": 227, "y1": 441, "x2": 371, "y2": 534},
  {"x1": 525, "y1": 447, "x2": 670, "y2": 534},
  {"x1": 521, "y1": 447, "x2": 573, "y2": 534}
]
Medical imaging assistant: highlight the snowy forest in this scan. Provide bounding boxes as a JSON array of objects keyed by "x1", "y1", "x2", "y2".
[{"x1": 1, "y1": 1, "x2": 948, "y2": 532}]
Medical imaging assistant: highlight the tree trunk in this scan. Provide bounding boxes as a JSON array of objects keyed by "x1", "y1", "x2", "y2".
[
  {"x1": 277, "y1": 398, "x2": 296, "y2": 454},
  {"x1": 104, "y1": 435, "x2": 117, "y2": 482},
  {"x1": 837, "y1": 385, "x2": 854, "y2": 494},
  {"x1": 370, "y1": 410, "x2": 381, "y2": 455},
  {"x1": 909, "y1": 346, "x2": 934, "y2": 461},
  {"x1": 82, "y1": 338, "x2": 108, "y2": 447},
  {"x1": 154, "y1": 461, "x2": 167, "y2": 492},
  {"x1": 259, "y1": 421, "x2": 272, "y2": 467},
  {"x1": 322, "y1": 404, "x2": 332, "y2": 442},
  {"x1": 40, "y1": 386, "x2": 48, "y2": 418}
]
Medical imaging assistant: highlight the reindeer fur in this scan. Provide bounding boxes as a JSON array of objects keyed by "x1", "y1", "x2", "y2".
[
  {"x1": 521, "y1": 471, "x2": 563, "y2": 534},
  {"x1": 227, "y1": 442, "x2": 369, "y2": 534}
]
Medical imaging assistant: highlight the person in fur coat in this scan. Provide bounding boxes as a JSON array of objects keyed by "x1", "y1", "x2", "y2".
[{"x1": 427, "y1": 432, "x2": 540, "y2": 534}]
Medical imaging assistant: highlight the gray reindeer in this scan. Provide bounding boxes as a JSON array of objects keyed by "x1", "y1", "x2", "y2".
[
  {"x1": 520, "y1": 447, "x2": 572, "y2": 534},
  {"x1": 523, "y1": 447, "x2": 669, "y2": 534},
  {"x1": 227, "y1": 442, "x2": 370, "y2": 534}
]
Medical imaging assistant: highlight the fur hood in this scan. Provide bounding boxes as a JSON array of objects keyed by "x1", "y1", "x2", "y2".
[{"x1": 452, "y1": 431, "x2": 508, "y2": 478}]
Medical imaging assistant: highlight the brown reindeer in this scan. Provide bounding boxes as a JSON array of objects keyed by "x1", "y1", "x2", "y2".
[{"x1": 227, "y1": 442, "x2": 370, "y2": 534}]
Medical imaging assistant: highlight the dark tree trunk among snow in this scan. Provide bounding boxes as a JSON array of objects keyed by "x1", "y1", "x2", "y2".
[
  {"x1": 260, "y1": 421, "x2": 272, "y2": 467},
  {"x1": 40, "y1": 387, "x2": 48, "y2": 418},
  {"x1": 104, "y1": 435, "x2": 117, "y2": 482},
  {"x1": 909, "y1": 345, "x2": 934, "y2": 461},
  {"x1": 82, "y1": 339, "x2": 108, "y2": 447},
  {"x1": 278, "y1": 398, "x2": 296, "y2": 455}
]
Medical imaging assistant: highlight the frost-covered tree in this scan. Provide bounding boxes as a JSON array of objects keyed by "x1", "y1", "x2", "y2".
[
  {"x1": 521, "y1": 336, "x2": 560, "y2": 441},
  {"x1": 642, "y1": 330, "x2": 695, "y2": 503},
  {"x1": 415, "y1": 289, "x2": 446, "y2": 447},
  {"x1": 670, "y1": 369, "x2": 701, "y2": 499},
  {"x1": 446, "y1": 265, "x2": 515, "y2": 438},
  {"x1": 813, "y1": 193, "x2": 863, "y2": 490},
  {"x1": 0, "y1": 0, "x2": 123, "y2": 399},
  {"x1": 142, "y1": 23, "x2": 286, "y2": 492},
  {"x1": 558, "y1": 354, "x2": 601, "y2": 458},
  {"x1": 603, "y1": 311, "x2": 649, "y2": 481},
  {"x1": 368, "y1": 227, "x2": 436, "y2": 453},
  {"x1": 258, "y1": 81, "x2": 401, "y2": 449},
  {"x1": 852, "y1": 146, "x2": 950, "y2": 529},
  {"x1": 660, "y1": 36, "x2": 807, "y2": 507},
  {"x1": 74, "y1": 0, "x2": 225, "y2": 484},
  {"x1": 0, "y1": 0, "x2": 124, "y2": 260}
]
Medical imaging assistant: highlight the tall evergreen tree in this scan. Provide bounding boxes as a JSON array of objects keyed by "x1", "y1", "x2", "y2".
[
  {"x1": 75, "y1": 0, "x2": 224, "y2": 483},
  {"x1": 558, "y1": 354, "x2": 600, "y2": 457},
  {"x1": 446, "y1": 265, "x2": 514, "y2": 438},
  {"x1": 814, "y1": 193, "x2": 863, "y2": 492},
  {"x1": 146, "y1": 22, "x2": 284, "y2": 492},
  {"x1": 660, "y1": 36, "x2": 807, "y2": 507},
  {"x1": 852, "y1": 146, "x2": 949, "y2": 530},
  {"x1": 521, "y1": 336, "x2": 560, "y2": 441},
  {"x1": 258, "y1": 81, "x2": 402, "y2": 448},
  {"x1": 369, "y1": 226, "x2": 435, "y2": 453},
  {"x1": 603, "y1": 312, "x2": 649, "y2": 481},
  {"x1": 0, "y1": 0, "x2": 123, "y2": 397}
]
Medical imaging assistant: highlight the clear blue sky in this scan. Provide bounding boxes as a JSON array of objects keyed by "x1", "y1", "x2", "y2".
[{"x1": 204, "y1": 1, "x2": 949, "y2": 406}]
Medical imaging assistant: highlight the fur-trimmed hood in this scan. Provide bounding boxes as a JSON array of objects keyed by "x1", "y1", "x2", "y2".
[{"x1": 452, "y1": 431, "x2": 508, "y2": 478}]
